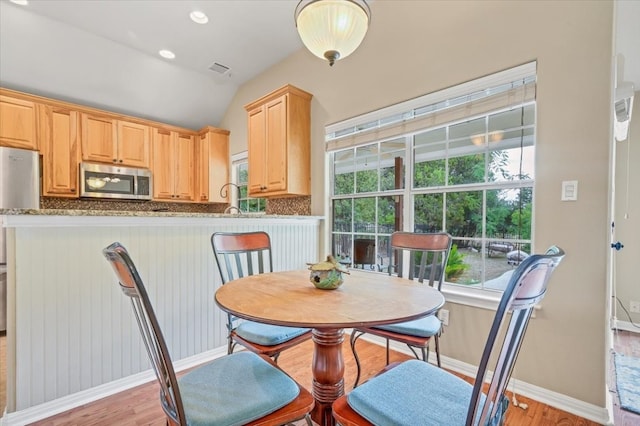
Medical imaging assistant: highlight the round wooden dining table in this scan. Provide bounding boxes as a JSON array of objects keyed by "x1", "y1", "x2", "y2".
[{"x1": 214, "y1": 269, "x2": 445, "y2": 426}]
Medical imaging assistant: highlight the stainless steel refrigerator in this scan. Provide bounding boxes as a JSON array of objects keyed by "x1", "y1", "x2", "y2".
[{"x1": 0, "y1": 146, "x2": 40, "y2": 332}]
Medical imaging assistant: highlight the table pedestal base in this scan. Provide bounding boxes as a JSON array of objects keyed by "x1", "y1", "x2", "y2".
[{"x1": 310, "y1": 328, "x2": 344, "y2": 426}]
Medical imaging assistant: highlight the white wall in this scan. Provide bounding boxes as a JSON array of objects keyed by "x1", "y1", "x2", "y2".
[{"x1": 220, "y1": 0, "x2": 613, "y2": 418}]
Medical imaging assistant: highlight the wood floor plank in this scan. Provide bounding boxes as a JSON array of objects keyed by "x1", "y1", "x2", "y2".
[{"x1": 11, "y1": 335, "x2": 606, "y2": 426}]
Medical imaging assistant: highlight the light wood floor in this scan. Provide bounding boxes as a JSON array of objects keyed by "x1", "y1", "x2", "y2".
[{"x1": 0, "y1": 335, "x2": 612, "y2": 426}]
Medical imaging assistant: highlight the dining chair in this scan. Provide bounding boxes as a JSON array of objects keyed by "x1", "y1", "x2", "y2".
[
  {"x1": 332, "y1": 246, "x2": 565, "y2": 426},
  {"x1": 211, "y1": 231, "x2": 312, "y2": 362},
  {"x1": 350, "y1": 231, "x2": 453, "y2": 387},
  {"x1": 102, "y1": 242, "x2": 314, "y2": 426}
]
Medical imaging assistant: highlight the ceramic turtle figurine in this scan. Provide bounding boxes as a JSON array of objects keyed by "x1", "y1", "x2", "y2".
[{"x1": 307, "y1": 255, "x2": 350, "y2": 290}]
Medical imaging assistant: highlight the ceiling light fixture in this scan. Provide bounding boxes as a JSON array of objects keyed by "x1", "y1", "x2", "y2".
[
  {"x1": 189, "y1": 10, "x2": 209, "y2": 24},
  {"x1": 10, "y1": 0, "x2": 29, "y2": 5},
  {"x1": 295, "y1": 0, "x2": 371, "y2": 67},
  {"x1": 158, "y1": 49, "x2": 176, "y2": 59}
]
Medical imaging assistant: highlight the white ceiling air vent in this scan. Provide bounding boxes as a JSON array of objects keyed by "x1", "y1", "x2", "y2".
[
  {"x1": 614, "y1": 81, "x2": 634, "y2": 142},
  {"x1": 209, "y1": 62, "x2": 231, "y2": 77}
]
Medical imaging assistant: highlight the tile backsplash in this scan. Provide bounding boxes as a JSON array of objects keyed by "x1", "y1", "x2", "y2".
[
  {"x1": 265, "y1": 196, "x2": 311, "y2": 215},
  {"x1": 41, "y1": 196, "x2": 312, "y2": 215},
  {"x1": 41, "y1": 197, "x2": 227, "y2": 213}
]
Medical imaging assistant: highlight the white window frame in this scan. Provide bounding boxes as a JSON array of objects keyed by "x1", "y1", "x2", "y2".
[{"x1": 325, "y1": 63, "x2": 537, "y2": 310}]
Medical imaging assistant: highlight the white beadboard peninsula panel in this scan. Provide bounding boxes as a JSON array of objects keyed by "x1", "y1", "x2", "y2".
[{"x1": 10, "y1": 216, "x2": 321, "y2": 411}]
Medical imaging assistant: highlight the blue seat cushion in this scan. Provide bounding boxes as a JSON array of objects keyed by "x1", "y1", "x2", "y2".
[
  {"x1": 348, "y1": 359, "x2": 507, "y2": 426},
  {"x1": 235, "y1": 321, "x2": 309, "y2": 346},
  {"x1": 178, "y1": 351, "x2": 300, "y2": 426},
  {"x1": 374, "y1": 314, "x2": 441, "y2": 337}
]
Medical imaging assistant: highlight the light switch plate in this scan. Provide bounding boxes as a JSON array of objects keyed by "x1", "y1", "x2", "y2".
[{"x1": 561, "y1": 180, "x2": 578, "y2": 201}]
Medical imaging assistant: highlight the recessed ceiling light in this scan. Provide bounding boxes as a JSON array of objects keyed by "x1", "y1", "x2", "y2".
[
  {"x1": 10, "y1": 0, "x2": 29, "y2": 5},
  {"x1": 189, "y1": 10, "x2": 209, "y2": 24},
  {"x1": 158, "y1": 49, "x2": 176, "y2": 59}
]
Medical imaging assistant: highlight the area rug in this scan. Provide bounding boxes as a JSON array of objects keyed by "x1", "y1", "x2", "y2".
[{"x1": 614, "y1": 353, "x2": 640, "y2": 415}]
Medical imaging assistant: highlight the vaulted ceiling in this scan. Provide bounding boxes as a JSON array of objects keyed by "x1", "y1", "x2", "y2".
[{"x1": 1, "y1": 0, "x2": 637, "y2": 131}]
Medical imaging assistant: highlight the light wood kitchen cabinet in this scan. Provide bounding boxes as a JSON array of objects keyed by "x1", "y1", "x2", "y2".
[
  {"x1": 39, "y1": 105, "x2": 79, "y2": 197},
  {"x1": 81, "y1": 113, "x2": 150, "y2": 168},
  {"x1": 244, "y1": 84, "x2": 312, "y2": 198},
  {"x1": 152, "y1": 128, "x2": 196, "y2": 201},
  {"x1": 197, "y1": 126, "x2": 230, "y2": 203},
  {"x1": 0, "y1": 94, "x2": 38, "y2": 150}
]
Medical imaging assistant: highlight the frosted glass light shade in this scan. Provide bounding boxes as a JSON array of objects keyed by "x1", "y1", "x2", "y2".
[{"x1": 295, "y1": 0, "x2": 370, "y2": 66}]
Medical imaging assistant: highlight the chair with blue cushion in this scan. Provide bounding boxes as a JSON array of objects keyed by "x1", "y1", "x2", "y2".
[
  {"x1": 211, "y1": 231, "x2": 312, "y2": 362},
  {"x1": 103, "y1": 242, "x2": 314, "y2": 426},
  {"x1": 332, "y1": 246, "x2": 565, "y2": 426},
  {"x1": 350, "y1": 231, "x2": 453, "y2": 387}
]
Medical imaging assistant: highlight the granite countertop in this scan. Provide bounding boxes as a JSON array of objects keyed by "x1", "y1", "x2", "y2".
[{"x1": 0, "y1": 208, "x2": 323, "y2": 220}]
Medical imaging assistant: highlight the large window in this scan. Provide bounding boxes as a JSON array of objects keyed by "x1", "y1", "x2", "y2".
[{"x1": 329, "y1": 63, "x2": 536, "y2": 294}]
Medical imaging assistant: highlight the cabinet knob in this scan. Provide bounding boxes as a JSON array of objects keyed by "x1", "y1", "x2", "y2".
[
  {"x1": 113, "y1": 159, "x2": 117, "y2": 163},
  {"x1": 119, "y1": 159, "x2": 123, "y2": 163}
]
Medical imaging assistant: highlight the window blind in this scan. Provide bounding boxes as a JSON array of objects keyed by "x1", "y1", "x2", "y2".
[{"x1": 326, "y1": 61, "x2": 537, "y2": 152}]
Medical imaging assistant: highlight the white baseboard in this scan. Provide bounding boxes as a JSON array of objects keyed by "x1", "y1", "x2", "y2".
[
  {"x1": 356, "y1": 333, "x2": 612, "y2": 425},
  {"x1": 614, "y1": 319, "x2": 640, "y2": 333},
  {"x1": 0, "y1": 347, "x2": 228, "y2": 426}
]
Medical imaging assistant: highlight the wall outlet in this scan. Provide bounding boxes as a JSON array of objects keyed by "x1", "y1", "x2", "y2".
[
  {"x1": 630, "y1": 301, "x2": 640, "y2": 314},
  {"x1": 439, "y1": 309, "x2": 449, "y2": 326}
]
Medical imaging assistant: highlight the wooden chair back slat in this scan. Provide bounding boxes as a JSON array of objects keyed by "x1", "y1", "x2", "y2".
[{"x1": 388, "y1": 232, "x2": 453, "y2": 289}]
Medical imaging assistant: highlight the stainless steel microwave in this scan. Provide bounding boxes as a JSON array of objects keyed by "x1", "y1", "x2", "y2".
[{"x1": 80, "y1": 162, "x2": 152, "y2": 200}]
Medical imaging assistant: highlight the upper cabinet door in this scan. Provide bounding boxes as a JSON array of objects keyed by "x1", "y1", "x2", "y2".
[
  {"x1": 264, "y1": 96, "x2": 288, "y2": 192},
  {"x1": 151, "y1": 129, "x2": 196, "y2": 202},
  {"x1": 198, "y1": 128, "x2": 230, "y2": 203},
  {"x1": 173, "y1": 132, "x2": 195, "y2": 201},
  {"x1": 247, "y1": 106, "x2": 266, "y2": 195},
  {"x1": 197, "y1": 127, "x2": 230, "y2": 203},
  {"x1": 0, "y1": 95, "x2": 38, "y2": 150},
  {"x1": 40, "y1": 105, "x2": 79, "y2": 197},
  {"x1": 81, "y1": 113, "x2": 117, "y2": 164},
  {"x1": 152, "y1": 128, "x2": 175, "y2": 200},
  {"x1": 244, "y1": 84, "x2": 311, "y2": 198},
  {"x1": 198, "y1": 132, "x2": 210, "y2": 202},
  {"x1": 81, "y1": 114, "x2": 150, "y2": 168},
  {"x1": 117, "y1": 120, "x2": 150, "y2": 168}
]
